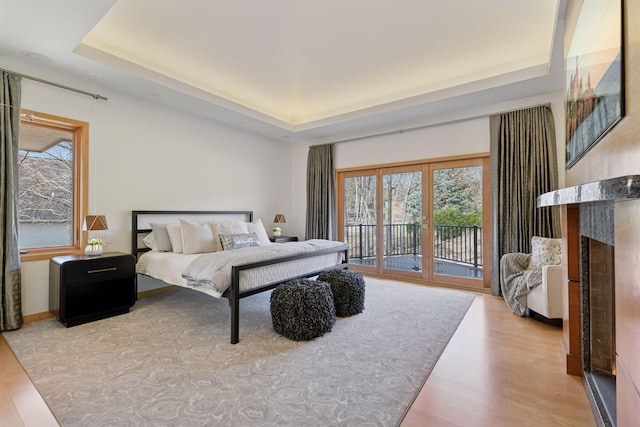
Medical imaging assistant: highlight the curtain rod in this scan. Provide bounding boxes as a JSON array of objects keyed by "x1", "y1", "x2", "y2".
[
  {"x1": 328, "y1": 102, "x2": 552, "y2": 145},
  {"x1": 2, "y1": 68, "x2": 108, "y2": 101}
]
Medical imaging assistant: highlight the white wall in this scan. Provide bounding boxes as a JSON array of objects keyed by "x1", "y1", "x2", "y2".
[{"x1": 18, "y1": 76, "x2": 291, "y2": 316}]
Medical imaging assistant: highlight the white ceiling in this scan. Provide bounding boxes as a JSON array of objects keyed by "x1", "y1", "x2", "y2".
[{"x1": 0, "y1": 0, "x2": 566, "y2": 142}]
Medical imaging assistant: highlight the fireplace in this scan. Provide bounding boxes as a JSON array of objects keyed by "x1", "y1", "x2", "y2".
[
  {"x1": 577, "y1": 200, "x2": 617, "y2": 426},
  {"x1": 582, "y1": 235, "x2": 616, "y2": 425},
  {"x1": 585, "y1": 237, "x2": 616, "y2": 377},
  {"x1": 537, "y1": 175, "x2": 640, "y2": 427}
]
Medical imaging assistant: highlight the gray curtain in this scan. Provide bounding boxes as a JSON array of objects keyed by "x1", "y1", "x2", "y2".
[
  {"x1": 490, "y1": 104, "x2": 561, "y2": 296},
  {"x1": 0, "y1": 71, "x2": 22, "y2": 331},
  {"x1": 305, "y1": 144, "x2": 336, "y2": 240}
]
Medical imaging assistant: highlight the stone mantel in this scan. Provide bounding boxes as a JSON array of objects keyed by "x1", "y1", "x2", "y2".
[{"x1": 537, "y1": 175, "x2": 640, "y2": 207}]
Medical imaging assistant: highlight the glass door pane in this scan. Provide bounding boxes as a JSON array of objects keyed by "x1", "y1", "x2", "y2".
[
  {"x1": 432, "y1": 165, "x2": 483, "y2": 279},
  {"x1": 382, "y1": 170, "x2": 422, "y2": 273},
  {"x1": 343, "y1": 174, "x2": 378, "y2": 268}
]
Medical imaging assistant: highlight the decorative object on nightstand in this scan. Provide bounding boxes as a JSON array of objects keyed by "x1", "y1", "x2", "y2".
[
  {"x1": 83, "y1": 214, "x2": 108, "y2": 256},
  {"x1": 272, "y1": 213, "x2": 286, "y2": 237},
  {"x1": 85, "y1": 238, "x2": 104, "y2": 256},
  {"x1": 49, "y1": 252, "x2": 136, "y2": 327}
]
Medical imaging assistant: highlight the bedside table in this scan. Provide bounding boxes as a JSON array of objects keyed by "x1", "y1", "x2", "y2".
[
  {"x1": 49, "y1": 252, "x2": 136, "y2": 327},
  {"x1": 269, "y1": 236, "x2": 299, "y2": 243}
]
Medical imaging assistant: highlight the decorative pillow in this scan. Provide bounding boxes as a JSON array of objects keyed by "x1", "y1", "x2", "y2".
[
  {"x1": 142, "y1": 232, "x2": 158, "y2": 250},
  {"x1": 166, "y1": 224, "x2": 184, "y2": 254},
  {"x1": 210, "y1": 220, "x2": 249, "y2": 252},
  {"x1": 150, "y1": 223, "x2": 173, "y2": 252},
  {"x1": 528, "y1": 236, "x2": 562, "y2": 270},
  {"x1": 246, "y1": 218, "x2": 272, "y2": 246},
  {"x1": 219, "y1": 233, "x2": 262, "y2": 250},
  {"x1": 180, "y1": 218, "x2": 217, "y2": 255}
]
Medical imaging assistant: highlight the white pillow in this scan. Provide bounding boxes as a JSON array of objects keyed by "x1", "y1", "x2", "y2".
[
  {"x1": 142, "y1": 232, "x2": 158, "y2": 250},
  {"x1": 150, "y1": 223, "x2": 173, "y2": 252},
  {"x1": 180, "y1": 218, "x2": 217, "y2": 255},
  {"x1": 166, "y1": 223, "x2": 184, "y2": 254},
  {"x1": 210, "y1": 220, "x2": 249, "y2": 252},
  {"x1": 528, "y1": 236, "x2": 562, "y2": 270},
  {"x1": 246, "y1": 218, "x2": 272, "y2": 246}
]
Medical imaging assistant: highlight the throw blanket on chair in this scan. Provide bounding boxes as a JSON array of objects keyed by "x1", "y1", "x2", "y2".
[{"x1": 500, "y1": 253, "x2": 543, "y2": 316}]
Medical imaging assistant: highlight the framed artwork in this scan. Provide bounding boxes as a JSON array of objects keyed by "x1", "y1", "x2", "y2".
[{"x1": 565, "y1": 0, "x2": 624, "y2": 168}]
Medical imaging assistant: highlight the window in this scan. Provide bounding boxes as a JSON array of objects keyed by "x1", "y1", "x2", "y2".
[{"x1": 18, "y1": 110, "x2": 88, "y2": 261}]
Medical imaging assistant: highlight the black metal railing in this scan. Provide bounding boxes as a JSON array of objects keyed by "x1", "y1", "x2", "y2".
[
  {"x1": 433, "y1": 224, "x2": 482, "y2": 268},
  {"x1": 344, "y1": 223, "x2": 482, "y2": 268}
]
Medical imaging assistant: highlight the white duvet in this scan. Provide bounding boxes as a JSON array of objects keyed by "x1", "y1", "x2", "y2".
[{"x1": 180, "y1": 239, "x2": 346, "y2": 297}]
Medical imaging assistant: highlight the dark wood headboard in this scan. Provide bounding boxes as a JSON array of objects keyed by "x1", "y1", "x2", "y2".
[{"x1": 131, "y1": 210, "x2": 253, "y2": 258}]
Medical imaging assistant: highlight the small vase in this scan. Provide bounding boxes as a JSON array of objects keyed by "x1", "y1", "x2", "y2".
[{"x1": 85, "y1": 244, "x2": 103, "y2": 256}]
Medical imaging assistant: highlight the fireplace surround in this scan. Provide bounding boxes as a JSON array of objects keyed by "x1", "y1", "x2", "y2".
[{"x1": 538, "y1": 175, "x2": 640, "y2": 427}]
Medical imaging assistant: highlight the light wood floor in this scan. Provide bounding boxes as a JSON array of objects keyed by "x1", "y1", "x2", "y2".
[{"x1": 1, "y1": 294, "x2": 595, "y2": 427}]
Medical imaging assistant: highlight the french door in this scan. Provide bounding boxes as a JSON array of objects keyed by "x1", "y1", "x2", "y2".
[{"x1": 337, "y1": 156, "x2": 490, "y2": 289}]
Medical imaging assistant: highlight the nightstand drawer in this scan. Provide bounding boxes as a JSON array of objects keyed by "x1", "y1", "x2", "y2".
[{"x1": 64, "y1": 256, "x2": 135, "y2": 286}]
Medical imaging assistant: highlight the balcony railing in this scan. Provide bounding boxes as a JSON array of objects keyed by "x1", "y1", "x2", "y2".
[{"x1": 344, "y1": 223, "x2": 482, "y2": 268}]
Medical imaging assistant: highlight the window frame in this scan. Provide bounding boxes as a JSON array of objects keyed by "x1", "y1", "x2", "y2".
[{"x1": 19, "y1": 109, "x2": 89, "y2": 261}]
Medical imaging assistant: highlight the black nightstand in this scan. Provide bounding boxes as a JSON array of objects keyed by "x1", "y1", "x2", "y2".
[
  {"x1": 49, "y1": 252, "x2": 136, "y2": 327},
  {"x1": 269, "y1": 236, "x2": 299, "y2": 243}
]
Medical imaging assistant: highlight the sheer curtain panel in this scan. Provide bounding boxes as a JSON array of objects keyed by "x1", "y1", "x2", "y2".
[
  {"x1": 490, "y1": 104, "x2": 561, "y2": 296},
  {"x1": 0, "y1": 71, "x2": 22, "y2": 331},
  {"x1": 306, "y1": 144, "x2": 336, "y2": 240}
]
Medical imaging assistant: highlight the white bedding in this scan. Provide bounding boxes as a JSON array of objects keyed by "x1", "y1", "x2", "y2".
[
  {"x1": 136, "y1": 239, "x2": 346, "y2": 298},
  {"x1": 136, "y1": 251, "x2": 200, "y2": 288}
]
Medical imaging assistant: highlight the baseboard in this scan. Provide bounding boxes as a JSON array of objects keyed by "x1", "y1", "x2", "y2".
[
  {"x1": 23, "y1": 311, "x2": 55, "y2": 324},
  {"x1": 137, "y1": 285, "x2": 179, "y2": 299}
]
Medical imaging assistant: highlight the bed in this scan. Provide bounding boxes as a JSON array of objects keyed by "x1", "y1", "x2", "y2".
[{"x1": 132, "y1": 210, "x2": 349, "y2": 344}]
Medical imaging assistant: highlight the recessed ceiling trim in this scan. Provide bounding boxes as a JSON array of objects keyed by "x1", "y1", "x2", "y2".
[
  {"x1": 293, "y1": 62, "x2": 551, "y2": 132},
  {"x1": 74, "y1": 43, "x2": 294, "y2": 131}
]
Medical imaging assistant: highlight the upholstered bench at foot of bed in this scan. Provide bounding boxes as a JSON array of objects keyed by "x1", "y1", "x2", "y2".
[
  {"x1": 317, "y1": 269, "x2": 365, "y2": 317},
  {"x1": 270, "y1": 279, "x2": 336, "y2": 341}
]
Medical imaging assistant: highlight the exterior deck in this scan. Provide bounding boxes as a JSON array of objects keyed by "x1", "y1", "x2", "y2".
[{"x1": 349, "y1": 255, "x2": 482, "y2": 279}]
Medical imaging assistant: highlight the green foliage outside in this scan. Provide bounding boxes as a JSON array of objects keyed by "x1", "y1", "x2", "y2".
[
  {"x1": 433, "y1": 206, "x2": 481, "y2": 239},
  {"x1": 432, "y1": 166, "x2": 482, "y2": 239}
]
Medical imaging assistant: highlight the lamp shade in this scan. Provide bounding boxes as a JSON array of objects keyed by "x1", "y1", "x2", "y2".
[
  {"x1": 273, "y1": 214, "x2": 286, "y2": 224},
  {"x1": 83, "y1": 215, "x2": 108, "y2": 231}
]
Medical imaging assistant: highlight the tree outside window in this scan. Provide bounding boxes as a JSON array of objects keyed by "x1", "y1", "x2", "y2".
[{"x1": 18, "y1": 111, "x2": 88, "y2": 260}]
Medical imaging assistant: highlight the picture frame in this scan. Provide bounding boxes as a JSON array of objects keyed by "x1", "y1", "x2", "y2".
[{"x1": 565, "y1": 0, "x2": 624, "y2": 168}]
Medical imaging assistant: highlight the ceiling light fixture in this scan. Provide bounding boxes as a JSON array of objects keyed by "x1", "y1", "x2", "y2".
[{"x1": 22, "y1": 51, "x2": 52, "y2": 63}]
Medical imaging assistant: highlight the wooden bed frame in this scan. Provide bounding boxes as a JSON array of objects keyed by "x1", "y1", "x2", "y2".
[{"x1": 131, "y1": 210, "x2": 349, "y2": 344}]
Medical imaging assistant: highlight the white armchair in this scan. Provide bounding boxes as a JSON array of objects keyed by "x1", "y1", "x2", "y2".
[
  {"x1": 500, "y1": 236, "x2": 564, "y2": 323},
  {"x1": 526, "y1": 264, "x2": 564, "y2": 321}
]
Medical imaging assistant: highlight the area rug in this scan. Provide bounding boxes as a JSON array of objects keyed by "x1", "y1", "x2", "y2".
[{"x1": 3, "y1": 277, "x2": 475, "y2": 427}]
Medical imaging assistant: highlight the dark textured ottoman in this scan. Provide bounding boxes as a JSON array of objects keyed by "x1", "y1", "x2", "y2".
[
  {"x1": 317, "y1": 269, "x2": 365, "y2": 317},
  {"x1": 270, "y1": 279, "x2": 336, "y2": 341}
]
